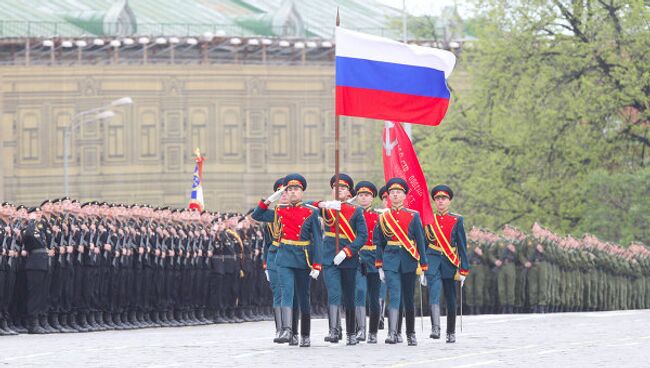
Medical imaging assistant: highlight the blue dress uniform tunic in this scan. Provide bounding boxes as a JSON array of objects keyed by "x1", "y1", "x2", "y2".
[
  {"x1": 252, "y1": 200, "x2": 322, "y2": 312},
  {"x1": 318, "y1": 203, "x2": 367, "y2": 307},
  {"x1": 426, "y1": 209, "x2": 470, "y2": 336},
  {"x1": 373, "y1": 207, "x2": 428, "y2": 310}
]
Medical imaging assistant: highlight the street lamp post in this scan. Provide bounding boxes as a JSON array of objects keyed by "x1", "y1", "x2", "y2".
[{"x1": 63, "y1": 97, "x2": 132, "y2": 196}]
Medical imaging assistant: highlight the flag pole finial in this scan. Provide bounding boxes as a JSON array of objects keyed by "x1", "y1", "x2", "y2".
[{"x1": 336, "y1": 7, "x2": 340, "y2": 26}]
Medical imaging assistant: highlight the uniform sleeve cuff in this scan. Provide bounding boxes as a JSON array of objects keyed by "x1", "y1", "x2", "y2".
[
  {"x1": 459, "y1": 268, "x2": 470, "y2": 276},
  {"x1": 421, "y1": 264, "x2": 429, "y2": 272},
  {"x1": 375, "y1": 261, "x2": 383, "y2": 268},
  {"x1": 312, "y1": 263, "x2": 322, "y2": 271},
  {"x1": 258, "y1": 200, "x2": 268, "y2": 210},
  {"x1": 263, "y1": 261, "x2": 267, "y2": 270},
  {"x1": 343, "y1": 247, "x2": 353, "y2": 258}
]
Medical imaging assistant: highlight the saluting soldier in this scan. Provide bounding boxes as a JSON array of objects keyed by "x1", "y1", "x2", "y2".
[
  {"x1": 261, "y1": 178, "x2": 287, "y2": 341},
  {"x1": 374, "y1": 178, "x2": 428, "y2": 346},
  {"x1": 252, "y1": 173, "x2": 322, "y2": 347},
  {"x1": 428, "y1": 185, "x2": 470, "y2": 343}
]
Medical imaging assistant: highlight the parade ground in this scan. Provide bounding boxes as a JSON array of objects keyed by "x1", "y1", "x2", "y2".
[{"x1": 1, "y1": 310, "x2": 648, "y2": 367}]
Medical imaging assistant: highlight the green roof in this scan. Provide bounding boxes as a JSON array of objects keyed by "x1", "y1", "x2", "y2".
[{"x1": 0, "y1": 0, "x2": 404, "y2": 38}]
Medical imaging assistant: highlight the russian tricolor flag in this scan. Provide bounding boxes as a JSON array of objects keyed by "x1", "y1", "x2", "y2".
[
  {"x1": 189, "y1": 155, "x2": 204, "y2": 212},
  {"x1": 335, "y1": 27, "x2": 456, "y2": 126}
]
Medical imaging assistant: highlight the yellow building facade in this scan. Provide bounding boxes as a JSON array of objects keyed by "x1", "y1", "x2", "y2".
[{"x1": 0, "y1": 64, "x2": 382, "y2": 210}]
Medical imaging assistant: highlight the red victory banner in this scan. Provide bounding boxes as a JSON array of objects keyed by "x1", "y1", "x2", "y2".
[{"x1": 382, "y1": 121, "x2": 434, "y2": 226}]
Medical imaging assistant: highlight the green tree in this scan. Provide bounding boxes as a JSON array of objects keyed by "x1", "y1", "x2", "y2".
[{"x1": 413, "y1": 0, "x2": 650, "y2": 243}]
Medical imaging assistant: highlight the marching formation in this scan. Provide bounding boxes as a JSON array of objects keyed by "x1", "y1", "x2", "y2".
[
  {"x1": 1, "y1": 174, "x2": 648, "y2": 347},
  {"x1": 464, "y1": 224, "x2": 650, "y2": 314},
  {"x1": 252, "y1": 173, "x2": 469, "y2": 346},
  {"x1": 0, "y1": 200, "x2": 276, "y2": 336}
]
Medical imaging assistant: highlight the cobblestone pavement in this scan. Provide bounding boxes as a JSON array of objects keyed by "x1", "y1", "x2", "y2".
[{"x1": 1, "y1": 310, "x2": 649, "y2": 367}]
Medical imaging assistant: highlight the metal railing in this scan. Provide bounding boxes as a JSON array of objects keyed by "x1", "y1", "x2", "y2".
[{"x1": 0, "y1": 20, "x2": 404, "y2": 39}]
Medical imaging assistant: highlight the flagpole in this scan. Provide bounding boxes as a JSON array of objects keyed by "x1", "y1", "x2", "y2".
[
  {"x1": 402, "y1": 0, "x2": 412, "y2": 140},
  {"x1": 334, "y1": 8, "x2": 341, "y2": 254}
]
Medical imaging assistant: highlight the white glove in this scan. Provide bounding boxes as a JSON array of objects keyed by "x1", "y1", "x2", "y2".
[
  {"x1": 333, "y1": 250, "x2": 347, "y2": 265},
  {"x1": 265, "y1": 270, "x2": 270, "y2": 282},
  {"x1": 267, "y1": 188, "x2": 285, "y2": 203},
  {"x1": 460, "y1": 275, "x2": 466, "y2": 287},
  {"x1": 378, "y1": 268, "x2": 385, "y2": 282},
  {"x1": 420, "y1": 273, "x2": 427, "y2": 286},
  {"x1": 346, "y1": 195, "x2": 357, "y2": 204},
  {"x1": 318, "y1": 200, "x2": 342, "y2": 210},
  {"x1": 309, "y1": 269, "x2": 320, "y2": 280}
]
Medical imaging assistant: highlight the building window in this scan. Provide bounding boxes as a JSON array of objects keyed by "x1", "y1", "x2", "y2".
[
  {"x1": 271, "y1": 110, "x2": 289, "y2": 157},
  {"x1": 303, "y1": 111, "x2": 319, "y2": 158},
  {"x1": 55, "y1": 112, "x2": 70, "y2": 160},
  {"x1": 222, "y1": 110, "x2": 240, "y2": 158},
  {"x1": 107, "y1": 124, "x2": 125, "y2": 158},
  {"x1": 140, "y1": 111, "x2": 157, "y2": 158},
  {"x1": 190, "y1": 111, "x2": 207, "y2": 153},
  {"x1": 21, "y1": 114, "x2": 39, "y2": 161}
]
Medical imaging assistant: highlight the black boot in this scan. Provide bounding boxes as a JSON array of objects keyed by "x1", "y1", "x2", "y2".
[
  {"x1": 0, "y1": 316, "x2": 18, "y2": 335},
  {"x1": 40, "y1": 315, "x2": 57, "y2": 334},
  {"x1": 189, "y1": 310, "x2": 200, "y2": 325},
  {"x1": 407, "y1": 333, "x2": 418, "y2": 346},
  {"x1": 79, "y1": 312, "x2": 92, "y2": 332},
  {"x1": 276, "y1": 307, "x2": 292, "y2": 343},
  {"x1": 396, "y1": 308, "x2": 404, "y2": 343},
  {"x1": 346, "y1": 333, "x2": 358, "y2": 346},
  {"x1": 367, "y1": 332, "x2": 378, "y2": 344},
  {"x1": 446, "y1": 332, "x2": 456, "y2": 343},
  {"x1": 29, "y1": 316, "x2": 47, "y2": 334},
  {"x1": 291, "y1": 305, "x2": 299, "y2": 342},
  {"x1": 345, "y1": 308, "x2": 357, "y2": 345},
  {"x1": 113, "y1": 312, "x2": 126, "y2": 330},
  {"x1": 405, "y1": 308, "x2": 417, "y2": 346},
  {"x1": 167, "y1": 310, "x2": 180, "y2": 327},
  {"x1": 446, "y1": 310, "x2": 457, "y2": 343},
  {"x1": 324, "y1": 305, "x2": 339, "y2": 343},
  {"x1": 8, "y1": 318, "x2": 27, "y2": 334},
  {"x1": 355, "y1": 307, "x2": 366, "y2": 341},
  {"x1": 129, "y1": 310, "x2": 140, "y2": 328},
  {"x1": 135, "y1": 311, "x2": 146, "y2": 327},
  {"x1": 384, "y1": 308, "x2": 398, "y2": 344},
  {"x1": 222, "y1": 309, "x2": 234, "y2": 323},
  {"x1": 150, "y1": 311, "x2": 162, "y2": 327},
  {"x1": 201, "y1": 309, "x2": 212, "y2": 324},
  {"x1": 232, "y1": 308, "x2": 244, "y2": 323},
  {"x1": 272, "y1": 307, "x2": 282, "y2": 342},
  {"x1": 13, "y1": 318, "x2": 29, "y2": 334},
  {"x1": 429, "y1": 304, "x2": 441, "y2": 339},
  {"x1": 215, "y1": 309, "x2": 228, "y2": 324},
  {"x1": 367, "y1": 308, "x2": 379, "y2": 344},
  {"x1": 103, "y1": 312, "x2": 116, "y2": 329},
  {"x1": 67, "y1": 313, "x2": 82, "y2": 331},
  {"x1": 86, "y1": 312, "x2": 99, "y2": 331},
  {"x1": 95, "y1": 311, "x2": 108, "y2": 331},
  {"x1": 51, "y1": 313, "x2": 74, "y2": 333},
  {"x1": 299, "y1": 313, "x2": 311, "y2": 347}
]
